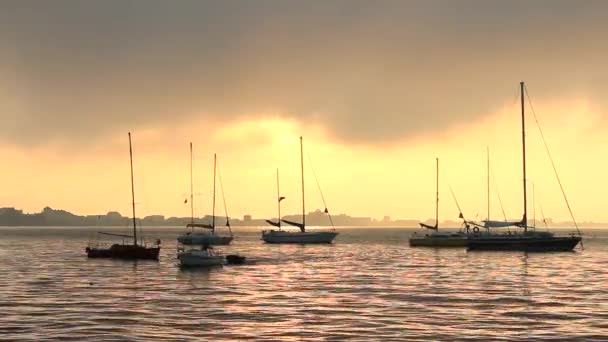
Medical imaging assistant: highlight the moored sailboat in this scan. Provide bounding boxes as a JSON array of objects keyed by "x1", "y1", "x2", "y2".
[
  {"x1": 177, "y1": 150, "x2": 233, "y2": 246},
  {"x1": 262, "y1": 137, "x2": 338, "y2": 244},
  {"x1": 178, "y1": 244, "x2": 225, "y2": 267},
  {"x1": 468, "y1": 82, "x2": 582, "y2": 252},
  {"x1": 409, "y1": 158, "x2": 468, "y2": 247},
  {"x1": 85, "y1": 132, "x2": 161, "y2": 260}
]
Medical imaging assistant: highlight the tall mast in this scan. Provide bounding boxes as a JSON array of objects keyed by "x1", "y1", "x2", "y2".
[
  {"x1": 190, "y1": 142, "x2": 194, "y2": 226},
  {"x1": 277, "y1": 168, "x2": 281, "y2": 230},
  {"x1": 128, "y1": 132, "x2": 137, "y2": 246},
  {"x1": 435, "y1": 157, "x2": 439, "y2": 229},
  {"x1": 520, "y1": 81, "x2": 528, "y2": 233},
  {"x1": 533, "y1": 182, "x2": 536, "y2": 229},
  {"x1": 300, "y1": 136, "x2": 305, "y2": 230},
  {"x1": 487, "y1": 146, "x2": 490, "y2": 222},
  {"x1": 212, "y1": 153, "x2": 216, "y2": 232}
]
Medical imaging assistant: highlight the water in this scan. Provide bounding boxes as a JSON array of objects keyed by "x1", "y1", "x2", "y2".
[{"x1": 0, "y1": 227, "x2": 607, "y2": 341}]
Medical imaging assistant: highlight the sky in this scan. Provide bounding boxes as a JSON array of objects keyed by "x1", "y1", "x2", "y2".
[{"x1": 1, "y1": 1, "x2": 607, "y2": 223}]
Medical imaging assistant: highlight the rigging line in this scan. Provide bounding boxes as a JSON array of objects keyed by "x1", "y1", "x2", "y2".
[
  {"x1": 216, "y1": 159, "x2": 232, "y2": 235},
  {"x1": 524, "y1": 85, "x2": 583, "y2": 245},
  {"x1": 306, "y1": 153, "x2": 335, "y2": 229},
  {"x1": 448, "y1": 185, "x2": 466, "y2": 222},
  {"x1": 489, "y1": 161, "x2": 508, "y2": 221},
  {"x1": 539, "y1": 203, "x2": 548, "y2": 228}
]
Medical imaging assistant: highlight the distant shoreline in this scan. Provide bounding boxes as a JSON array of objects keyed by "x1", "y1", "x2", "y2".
[{"x1": 0, "y1": 206, "x2": 598, "y2": 229}]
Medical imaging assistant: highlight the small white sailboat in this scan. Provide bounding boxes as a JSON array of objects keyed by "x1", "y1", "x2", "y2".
[
  {"x1": 262, "y1": 137, "x2": 338, "y2": 244},
  {"x1": 178, "y1": 245, "x2": 224, "y2": 267},
  {"x1": 177, "y1": 149, "x2": 234, "y2": 246}
]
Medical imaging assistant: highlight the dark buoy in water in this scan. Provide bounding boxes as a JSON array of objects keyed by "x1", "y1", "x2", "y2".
[{"x1": 226, "y1": 254, "x2": 246, "y2": 265}]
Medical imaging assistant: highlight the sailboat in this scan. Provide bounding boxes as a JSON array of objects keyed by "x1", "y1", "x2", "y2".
[
  {"x1": 409, "y1": 158, "x2": 469, "y2": 247},
  {"x1": 468, "y1": 82, "x2": 582, "y2": 252},
  {"x1": 261, "y1": 137, "x2": 338, "y2": 244},
  {"x1": 265, "y1": 168, "x2": 285, "y2": 228},
  {"x1": 85, "y1": 132, "x2": 161, "y2": 260},
  {"x1": 177, "y1": 150, "x2": 234, "y2": 246}
]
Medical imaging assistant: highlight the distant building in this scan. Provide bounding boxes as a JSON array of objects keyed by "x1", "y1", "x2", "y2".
[{"x1": 243, "y1": 214, "x2": 252, "y2": 222}]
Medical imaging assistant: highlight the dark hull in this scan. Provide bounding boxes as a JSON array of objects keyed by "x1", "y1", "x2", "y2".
[
  {"x1": 86, "y1": 244, "x2": 160, "y2": 260},
  {"x1": 226, "y1": 255, "x2": 246, "y2": 265},
  {"x1": 468, "y1": 236, "x2": 581, "y2": 252}
]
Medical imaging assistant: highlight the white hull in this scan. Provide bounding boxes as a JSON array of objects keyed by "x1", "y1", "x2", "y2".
[
  {"x1": 177, "y1": 232, "x2": 233, "y2": 245},
  {"x1": 178, "y1": 250, "x2": 224, "y2": 267},
  {"x1": 261, "y1": 230, "x2": 338, "y2": 244}
]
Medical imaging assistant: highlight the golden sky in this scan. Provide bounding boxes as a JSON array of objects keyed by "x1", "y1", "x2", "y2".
[{"x1": 1, "y1": 1, "x2": 607, "y2": 222}]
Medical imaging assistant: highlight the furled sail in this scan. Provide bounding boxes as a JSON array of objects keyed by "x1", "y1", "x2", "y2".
[
  {"x1": 98, "y1": 232, "x2": 134, "y2": 239},
  {"x1": 482, "y1": 220, "x2": 522, "y2": 228},
  {"x1": 281, "y1": 219, "x2": 305, "y2": 232},
  {"x1": 419, "y1": 223, "x2": 438, "y2": 230},
  {"x1": 265, "y1": 219, "x2": 281, "y2": 227},
  {"x1": 186, "y1": 223, "x2": 214, "y2": 229}
]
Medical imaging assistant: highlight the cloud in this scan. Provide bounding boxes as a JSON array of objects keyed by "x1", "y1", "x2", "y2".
[{"x1": 1, "y1": 0, "x2": 607, "y2": 147}]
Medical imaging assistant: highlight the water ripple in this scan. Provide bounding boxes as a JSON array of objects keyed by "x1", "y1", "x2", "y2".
[{"x1": 0, "y1": 227, "x2": 607, "y2": 341}]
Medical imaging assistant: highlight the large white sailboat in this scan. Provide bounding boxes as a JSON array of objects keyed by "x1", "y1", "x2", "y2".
[
  {"x1": 177, "y1": 148, "x2": 233, "y2": 246},
  {"x1": 262, "y1": 137, "x2": 338, "y2": 244}
]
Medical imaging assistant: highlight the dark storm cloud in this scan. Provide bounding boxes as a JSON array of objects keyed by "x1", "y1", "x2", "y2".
[{"x1": 1, "y1": 0, "x2": 606, "y2": 146}]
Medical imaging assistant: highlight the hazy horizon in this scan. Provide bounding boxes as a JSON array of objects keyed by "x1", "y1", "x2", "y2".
[{"x1": 2, "y1": 1, "x2": 607, "y2": 222}]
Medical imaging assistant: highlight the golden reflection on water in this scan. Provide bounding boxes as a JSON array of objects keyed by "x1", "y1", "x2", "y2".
[{"x1": 0, "y1": 227, "x2": 606, "y2": 341}]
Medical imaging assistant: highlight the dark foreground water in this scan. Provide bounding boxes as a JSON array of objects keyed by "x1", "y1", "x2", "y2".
[{"x1": 0, "y1": 227, "x2": 607, "y2": 341}]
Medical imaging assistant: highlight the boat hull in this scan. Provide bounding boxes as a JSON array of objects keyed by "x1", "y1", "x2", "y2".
[
  {"x1": 261, "y1": 230, "x2": 338, "y2": 244},
  {"x1": 409, "y1": 236, "x2": 468, "y2": 247},
  {"x1": 177, "y1": 233, "x2": 233, "y2": 246},
  {"x1": 468, "y1": 236, "x2": 581, "y2": 252},
  {"x1": 178, "y1": 251, "x2": 224, "y2": 267},
  {"x1": 86, "y1": 244, "x2": 160, "y2": 260}
]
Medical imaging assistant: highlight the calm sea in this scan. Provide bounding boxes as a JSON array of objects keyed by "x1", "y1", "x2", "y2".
[{"x1": 0, "y1": 227, "x2": 606, "y2": 341}]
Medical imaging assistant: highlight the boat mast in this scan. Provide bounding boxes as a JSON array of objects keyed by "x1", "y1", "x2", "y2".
[
  {"x1": 533, "y1": 182, "x2": 536, "y2": 229},
  {"x1": 435, "y1": 157, "x2": 439, "y2": 230},
  {"x1": 128, "y1": 132, "x2": 137, "y2": 246},
  {"x1": 487, "y1": 146, "x2": 490, "y2": 223},
  {"x1": 212, "y1": 153, "x2": 216, "y2": 233},
  {"x1": 277, "y1": 168, "x2": 281, "y2": 230},
  {"x1": 520, "y1": 81, "x2": 528, "y2": 233},
  {"x1": 300, "y1": 136, "x2": 305, "y2": 231},
  {"x1": 190, "y1": 142, "x2": 194, "y2": 227}
]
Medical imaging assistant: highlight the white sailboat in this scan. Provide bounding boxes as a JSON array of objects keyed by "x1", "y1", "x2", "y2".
[
  {"x1": 178, "y1": 245, "x2": 225, "y2": 267},
  {"x1": 177, "y1": 148, "x2": 233, "y2": 246},
  {"x1": 262, "y1": 137, "x2": 338, "y2": 244}
]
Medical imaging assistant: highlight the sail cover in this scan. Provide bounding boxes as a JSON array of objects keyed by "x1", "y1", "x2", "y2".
[
  {"x1": 419, "y1": 223, "x2": 438, "y2": 230},
  {"x1": 281, "y1": 219, "x2": 305, "y2": 232},
  {"x1": 265, "y1": 219, "x2": 281, "y2": 227},
  {"x1": 98, "y1": 232, "x2": 133, "y2": 238},
  {"x1": 186, "y1": 223, "x2": 214, "y2": 229},
  {"x1": 483, "y1": 220, "x2": 522, "y2": 228}
]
